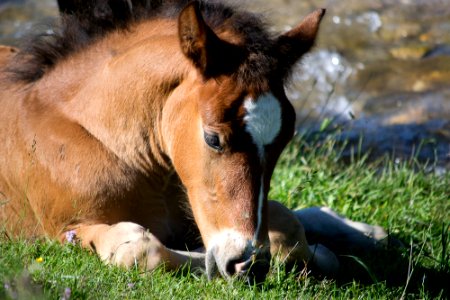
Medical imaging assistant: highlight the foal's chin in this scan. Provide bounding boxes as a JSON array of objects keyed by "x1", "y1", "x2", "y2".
[{"x1": 204, "y1": 230, "x2": 271, "y2": 284}]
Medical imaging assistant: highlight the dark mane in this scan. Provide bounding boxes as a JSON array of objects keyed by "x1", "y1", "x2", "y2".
[{"x1": 8, "y1": 0, "x2": 276, "y2": 85}]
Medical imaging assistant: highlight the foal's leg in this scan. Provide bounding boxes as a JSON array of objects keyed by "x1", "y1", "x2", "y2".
[
  {"x1": 294, "y1": 206, "x2": 388, "y2": 254},
  {"x1": 61, "y1": 222, "x2": 205, "y2": 272},
  {"x1": 268, "y1": 201, "x2": 339, "y2": 276},
  {"x1": 268, "y1": 202, "x2": 394, "y2": 278}
]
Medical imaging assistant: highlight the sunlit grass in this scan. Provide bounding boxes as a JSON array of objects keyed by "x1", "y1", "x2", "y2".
[{"x1": 1, "y1": 136, "x2": 449, "y2": 299}]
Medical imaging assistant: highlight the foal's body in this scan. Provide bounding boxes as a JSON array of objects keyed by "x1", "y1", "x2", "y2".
[
  {"x1": 1, "y1": 19, "x2": 207, "y2": 271},
  {"x1": 0, "y1": 1, "x2": 386, "y2": 281},
  {"x1": 0, "y1": 20, "x2": 194, "y2": 245}
]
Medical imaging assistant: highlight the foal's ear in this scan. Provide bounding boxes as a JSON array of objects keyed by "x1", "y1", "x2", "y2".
[
  {"x1": 178, "y1": 1, "x2": 245, "y2": 78},
  {"x1": 275, "y1": 9, "x2": 326, "y2": 76}
]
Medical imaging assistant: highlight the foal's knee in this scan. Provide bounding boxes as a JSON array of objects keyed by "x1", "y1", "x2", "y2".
[
  {"x1": 268, "y1": 201, "x2": 311, "y2": 265},
  {"x1": 76, "y1": 222, "x2": 167, "y2": 271},
  {"x1": 105, "y1": 223, "x2": 166, "y2": 270},
  {"x1": 268, "y1": 202, "x2": 339, "y2": 276}
]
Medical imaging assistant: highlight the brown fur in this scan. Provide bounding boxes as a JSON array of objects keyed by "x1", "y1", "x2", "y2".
[{"x1": 0, "y1": 0, "x2": 325, "y2": 281}]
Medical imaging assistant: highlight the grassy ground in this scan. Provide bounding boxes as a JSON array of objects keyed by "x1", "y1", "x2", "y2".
[{"x1": 1, "y1": 136, "x2": 449, "y2": 299}]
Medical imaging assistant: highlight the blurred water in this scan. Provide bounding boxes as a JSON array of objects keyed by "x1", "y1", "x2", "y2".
[
  {"x1": 0, "y1": 0, "x2": 57, "y2": 45},
  {"x1": 248, "y1": 0, "x2": 450, "y2": 167},
  {"x1": 287, "y1": 50, "x2": 356, "y2": 122},
  {"x1": 1, "y1": 0, "x2": 449, "y2": 167}
]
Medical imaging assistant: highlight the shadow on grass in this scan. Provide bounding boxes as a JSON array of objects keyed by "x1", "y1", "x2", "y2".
[
  {"x1": 284, "y1": 134, "x2": 450, "y2": 297},
  {"x1": 307, "y1": 233, "x2": 450, "y2": 298}
]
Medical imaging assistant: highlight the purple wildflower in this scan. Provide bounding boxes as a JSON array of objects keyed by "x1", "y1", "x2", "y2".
[
  {"x1": 127, "y1": 282, "x2": 135, "y2": 289},
  {"x1": 65, "y1": 230, "x2": 76, "y2": 244},
  {"x1": 61, "y1": 287, "x2": 71, "y2": 300}
]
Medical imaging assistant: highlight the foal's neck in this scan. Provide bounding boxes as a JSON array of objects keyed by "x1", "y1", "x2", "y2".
[{"x1": 38, "y1": 19, "x2": 191, "y2": 174}]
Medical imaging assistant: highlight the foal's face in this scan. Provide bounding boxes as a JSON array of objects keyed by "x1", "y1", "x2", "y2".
[
  {"x1": 169, "y1": 76, "x2": 295, "y2": 281},
  {"x1": 181, "y1": 77, "x2": 295, "y2": 281},
  {"x1": 167, "y1": 2, "x2": 325, "y2": 282}
]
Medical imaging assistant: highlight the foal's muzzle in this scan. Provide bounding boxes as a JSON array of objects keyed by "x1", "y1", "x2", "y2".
[{"x1": 205, "y1": 231, "x2": 271, "y2": 284}]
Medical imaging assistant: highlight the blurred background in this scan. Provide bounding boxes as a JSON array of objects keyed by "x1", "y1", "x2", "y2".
[{"x1": 1, "y1": 0, "x2": 449, "y2": 169}]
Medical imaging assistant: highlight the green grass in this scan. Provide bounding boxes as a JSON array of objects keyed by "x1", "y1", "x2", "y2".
[{"x1": 1, "y1": 136, "x2": 449, "y2": 299}]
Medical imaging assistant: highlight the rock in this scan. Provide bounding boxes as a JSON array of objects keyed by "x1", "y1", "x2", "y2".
[
  {"x1": 423, "y1": 44, "x2": 450, "y2": 58},
  {"x1": 389, "y1": 46, "x2": 428, "y2": 60}
]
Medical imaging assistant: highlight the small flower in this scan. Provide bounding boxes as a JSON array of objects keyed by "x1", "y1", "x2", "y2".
[
  {"x1": 65, "y1": 230, "x2": 77, "y2": 244},
  {"x1": 36, "y1": 257, "x2": 44, "y2": 263},
  {"x1": 61, "y1": 287, "x2": 71, "y2": 300},
  {"x1": 127, "y1": 282, "x2": 135, "y2": 289}
]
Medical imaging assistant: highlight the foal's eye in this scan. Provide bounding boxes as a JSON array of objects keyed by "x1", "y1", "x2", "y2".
[{"x1": 204, "y1": 132, "x2": 222, "y2": 151}]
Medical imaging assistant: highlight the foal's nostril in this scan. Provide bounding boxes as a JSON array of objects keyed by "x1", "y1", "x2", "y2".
[
  {"x1": 225, "y1": 258, "x2": 241, "y2": 276},
  {"x1": 225, "y1": 256, "x2": 253, "y2": 277},
  {"x1": 234, "y1": 257, "x2": 253, "y2": 275},
  {"x1": 226, "y1": 255, "x2": 270, "y2": 284}
]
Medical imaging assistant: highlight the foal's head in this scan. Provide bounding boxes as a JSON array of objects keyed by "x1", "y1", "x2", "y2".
[{"x1": 164, "y1": 2, "x2": 325, "y2": 282}]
